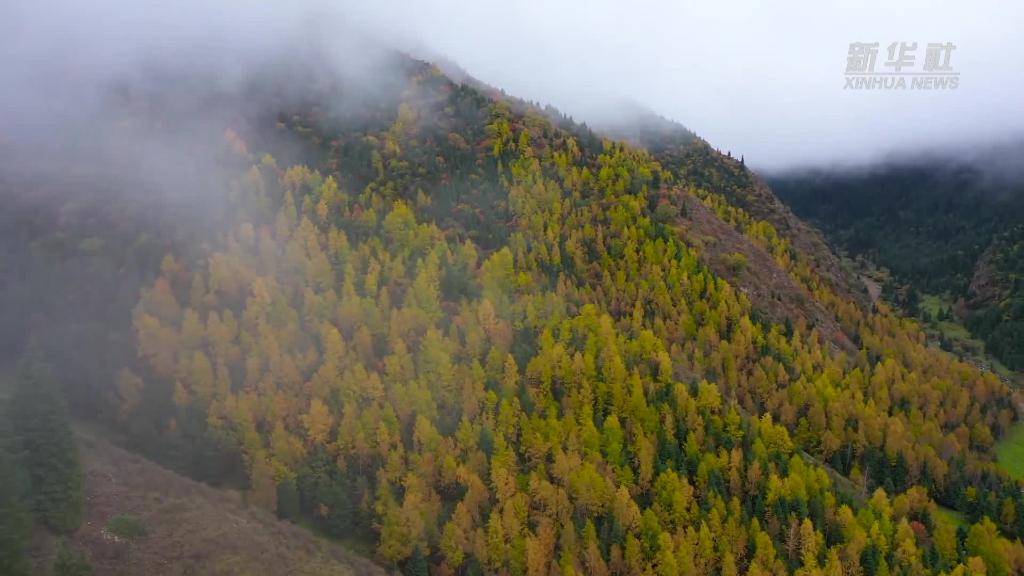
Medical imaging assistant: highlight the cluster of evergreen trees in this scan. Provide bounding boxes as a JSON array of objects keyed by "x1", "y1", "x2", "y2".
[
  {"x1": 769, "y1": 161, "x2": 1024, "y2": 370},
  {"x1": 1, "y1": 354, "x2": 88, "y2": 575}
]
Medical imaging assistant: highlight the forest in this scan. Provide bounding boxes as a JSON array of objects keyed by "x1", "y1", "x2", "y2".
[
  {"x1": 2, "y1": 51, "x2": 1023, "y2": 576},
  {"x1": 770, "y1": 155, "x2": 1024, "y2": 370}
]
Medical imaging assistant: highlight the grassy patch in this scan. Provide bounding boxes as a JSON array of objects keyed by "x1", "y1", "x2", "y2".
[
  {"x1": 934, "y1": 505, "x2": 967, "y2": 528},
  {"x1": 996, "y1": 421, "x2": 1024, "y2": 480},
  {"x1": 106, "y1": 514, "x2": 148, "y2": 540},
  {"x1": 918, "y1": 293, "x2": 1018, "y2": 382},
  {"x1": 68, "y1": 427, "x2": 386, "y2": 575},
  {"x1": 919, "y1": 294, "x2": 946, "y2": 317},
  {"x1": 920, "y1": 294, "x2": 971, "y2": 338}
]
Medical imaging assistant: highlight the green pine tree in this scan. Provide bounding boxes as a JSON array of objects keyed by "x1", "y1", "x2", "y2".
[
  {"x1": 276, "y1": 477, "x2": 300, "y2": 521},
  {"x1": 403, "y1": 546, "x2": 429, "y2": 576},
  {"x1": 10, "y1": 353, "x2": 83, "y2": 534}
]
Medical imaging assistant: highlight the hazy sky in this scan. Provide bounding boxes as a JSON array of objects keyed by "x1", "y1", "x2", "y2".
[
  {"x1": 359, "y1": 0, "x2": 1024, "y2": 170},
  {"x1": 5, "y1": 0, "x2": 1023, "y2": 171}
]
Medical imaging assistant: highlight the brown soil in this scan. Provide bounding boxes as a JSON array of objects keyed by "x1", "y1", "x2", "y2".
[
  {"x1": 674, "y1": 190, "x2": 856, "y2": 352},
  {"x1": 43, "y1": 426, "x2": 391, "y2": 576},
  {"x1": 736, "y1": 178, "x2": 870, "y2": 309},
  {"x1": 967, "y1": 240, "x2": 1007, "y2": 310}
]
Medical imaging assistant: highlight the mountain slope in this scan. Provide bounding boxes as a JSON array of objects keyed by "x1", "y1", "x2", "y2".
[
  {"x1": 4, "y1": 49, "x2": 1024, "y2": 575},
  {"x1": 668, "y1": 189, "x2": 854, "y2": 351},
  {"x1": 769, "y1": 147, "x2": 1024, "y2": 370},
  {"x1": 51, "y1": 426, "x2": 389, "y2": 576}
]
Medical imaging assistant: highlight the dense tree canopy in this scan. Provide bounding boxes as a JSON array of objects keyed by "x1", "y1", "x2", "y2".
[
  {"x1": 112, "y1": 61, "x2": 1024, "y2": 575},
  {"x1": 1, "y1": 54, "x2": 1021, "y2": 575},
  {"x1": 770, "y1": 161, "x2": 1024, "y2": 370}
]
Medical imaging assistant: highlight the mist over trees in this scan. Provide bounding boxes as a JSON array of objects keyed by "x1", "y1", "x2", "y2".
[
  {"x1": 770, "y1": 148, "x2": 1024, "y2": 370},
  {"x1": 1, "y1": 4, "x2": 1023, "y2": 575}
]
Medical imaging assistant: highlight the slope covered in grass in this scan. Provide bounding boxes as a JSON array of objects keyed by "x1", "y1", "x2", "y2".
[
  {"x1": 43, "y1": 426, "x2": 388, "y2": 576},
  {"x1": 997, "y1": 422, "x2": 1024, "y2": 481}
]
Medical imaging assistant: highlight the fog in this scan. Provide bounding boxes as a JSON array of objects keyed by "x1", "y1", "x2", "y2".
[
  {"x1": 1, "y1": 0, "x2": 408, "y2": 211},
  {"x1": 3, "y1": 0, "x2": 1023, "y2": 174},
  {"x1": 359, "y1": 0, "x2": 1024, "y2": 171}
]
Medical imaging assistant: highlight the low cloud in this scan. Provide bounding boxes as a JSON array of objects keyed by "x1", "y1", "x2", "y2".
[{"x1": 3, "y1": 0, "x2": 1022, "y2": 174}]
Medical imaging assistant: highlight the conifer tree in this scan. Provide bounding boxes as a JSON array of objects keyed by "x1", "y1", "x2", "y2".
[{"x1": 10, "y1": 353, "x2": 83, "y2": 534}]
